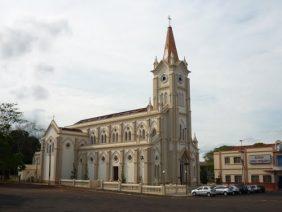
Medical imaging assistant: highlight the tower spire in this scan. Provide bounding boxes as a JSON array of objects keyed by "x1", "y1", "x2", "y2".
[{"x1": 163, "y1": 17, "x2": 179, "y2": 64}]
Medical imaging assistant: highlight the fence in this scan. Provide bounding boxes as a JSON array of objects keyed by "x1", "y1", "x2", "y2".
[{"x1": 60, "y1": 179, "x2": 189, "y2": 196}]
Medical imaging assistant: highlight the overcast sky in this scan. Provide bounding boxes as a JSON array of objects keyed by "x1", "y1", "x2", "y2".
[{"x1": 1, "y1": 0, "x2": 282, "y2": 157}]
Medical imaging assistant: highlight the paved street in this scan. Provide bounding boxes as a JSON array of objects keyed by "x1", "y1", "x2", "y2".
[{"x1": 0, "y1": 183, "x2": 282, "y2": 212}]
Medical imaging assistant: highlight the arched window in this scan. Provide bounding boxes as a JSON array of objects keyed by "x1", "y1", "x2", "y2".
[
  {"x1": 100, "y1": 130, "x2": 107, "y2": 143},
  {"x1": 51, "y1": 143, "x2": 54, "y2": 152},
  {"x1": 90, "y1": 135, "x2": 94, "y2": 144},
  {"x1": 180, "y1": 124, "x2": 182, "y2": 140},
  {"x1": 112, "y1": 133, "x2": 115, "y2": 143},
  {"x1": 151, "y1": 128, "x2": 157, "y2": 137},
  {"x1": 116, "y1": 133, "x2": 118, "y2": 142},
  {"x1": 139, "y1": 125, "x2": 146, "y2": 140},
  {"x1": 124, "y1": 127, "x2": 132, "y2": 141},
  {"x1": 160, "y1": 93, "x2": 163, "y2": 104},
  {"x1": 164, "y1": 92, "x2": 168, "y2": 104},
  {"x1": 125, "y1": 132, "x2": 128, "y2": 141},
  {"x1": 142, "y1": 129, "x2": 145, "y2": 139},
  {"x1": 128, "y1": 131, "x2": 131, "y2": 141}
]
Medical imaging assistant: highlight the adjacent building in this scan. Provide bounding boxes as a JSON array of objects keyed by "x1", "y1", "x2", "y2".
[
  {"x1": 214, "y1": 141, "x2": 282, "y2": 191},
  {"x1": 39, "y1": 24, "x2": 200, "y2": 186}
]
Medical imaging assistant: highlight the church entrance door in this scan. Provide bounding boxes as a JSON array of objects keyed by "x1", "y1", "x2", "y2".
[{"x1": 113, "y1": 166, "x2": 119, "y2": 181}]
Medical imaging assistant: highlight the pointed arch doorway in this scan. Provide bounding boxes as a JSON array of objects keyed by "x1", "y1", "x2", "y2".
[{"x1": 179, "y1": 151, "x2": 189, "y2": 185}]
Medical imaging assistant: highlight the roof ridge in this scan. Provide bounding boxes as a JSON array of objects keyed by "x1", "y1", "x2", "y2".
[{"x1": 74, "y1": 107, "x2": 148, "y2": 125}]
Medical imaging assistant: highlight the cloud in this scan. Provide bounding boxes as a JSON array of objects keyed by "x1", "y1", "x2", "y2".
[
  {"x1": 0, "y1": 19, "x2": 71, "y2": 59},
  {"x1": 10, "y1": 85, "x2": 49, "y2": 101},
  {"x1": 32, "y1": 85, "x2": 49, "y2": 100},
  {"x1": 36, "y1": 63, "x2": 54, "y2": 73},
  {"x1": 0, "y1": 28, "x2": 36, "y2": 58}
]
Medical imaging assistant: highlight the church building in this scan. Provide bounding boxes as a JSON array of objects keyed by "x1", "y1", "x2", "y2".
[{"x1": 40, "y1": 23, "x2": 200, "y2": 186}]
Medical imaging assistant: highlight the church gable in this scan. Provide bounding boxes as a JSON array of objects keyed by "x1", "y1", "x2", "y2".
[{"x1": 43, "y1": 120, "x2": 60, "y2": 140}]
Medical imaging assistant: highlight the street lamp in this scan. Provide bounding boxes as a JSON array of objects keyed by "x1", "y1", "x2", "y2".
[
  {"x1": 184, "y1": 162, "x2": 189, "y2": 195},
  {"x1": 162, "y1": 170, "x2": 166, "y2": 185},
  {"x1": 240, "y1": 140, "x2": 244, "y2": 184}
]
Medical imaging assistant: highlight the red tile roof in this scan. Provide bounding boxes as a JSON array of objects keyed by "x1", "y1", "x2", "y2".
[
  {"x1": 75, "y1": 107, "x2": 148, "y2": 124},
  {"x1": 216, "y1": 143, "x2": 275, "y2": 152},
  {"x1": 60, "y1": 127, "x2": 82, "y2": 133}
]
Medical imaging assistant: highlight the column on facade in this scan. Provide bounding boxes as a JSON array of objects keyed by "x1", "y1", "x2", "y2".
[
  {"x1": 97, "y1": 127, "x2": 101, "y2": 144},
  {"x1": 108, "y1": 125, "x2": 111, "y2": 144},
  {"x1": 106, "y1": 150, "x2": 111, "y2": 181},
  {"x1": 51, "y1": 137, "x2": 58, "y2": 183},
  {"x1": 144, "y1": 147, "x2": 151, "y2": 184},
  {"x1": 133, "y1": 121, "x2": 137, "y2": 141},
  {"x1": 94, "y1": 151, "x2": 99, "y2": 180},
  {"x1": 55, "y1": 137, "x2": 62, "y2": 183},
  {"x1": 119, "y1": 150, "x2": 124, "y2": 181},
  {"x1": 133, "y1": 148, "x2": 139, "y2": 183},
  {"x1": 120, "y1": 123, "x2": 124, "y2": 143}
]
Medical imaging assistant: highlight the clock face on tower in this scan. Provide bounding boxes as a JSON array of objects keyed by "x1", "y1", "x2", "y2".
[
  {"x1": 178, "y1": 74, "x2": 183, "y2": 84},
  {"x1": 160, "y1": 73, "x2": 168, "y2": 83}
]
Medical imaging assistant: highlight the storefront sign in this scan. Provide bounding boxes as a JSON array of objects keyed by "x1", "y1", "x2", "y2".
[{"x1": 249, "y1": 154, "x2": 272, "y2": 164}]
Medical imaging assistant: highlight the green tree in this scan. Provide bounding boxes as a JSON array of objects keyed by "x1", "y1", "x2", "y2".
[
  {"x1": 0, "y1": 103, "x2": 24, "y2": 135},
  {"x1": 0, "y1": 103, "x2": 41, "y2": 180}
]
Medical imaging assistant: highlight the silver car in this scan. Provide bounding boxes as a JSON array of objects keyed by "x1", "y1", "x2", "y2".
[
  {"x1": 191, "y1": 186, "x2": 216, "y2": 197},
  {"x1": 214, "y1": 185, "x2": 233, "y2": 196}
]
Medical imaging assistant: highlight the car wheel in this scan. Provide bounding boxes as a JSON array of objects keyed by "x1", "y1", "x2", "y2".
[
  {"x1": 207, "y1": 192, "x2": 211, "y2": 197},
  {"x1": 192, "y1": 192, "x2": 196, "y2": 196},
  {"x1": 224, "y1": 191, "x2": 228, "y2": 196}
]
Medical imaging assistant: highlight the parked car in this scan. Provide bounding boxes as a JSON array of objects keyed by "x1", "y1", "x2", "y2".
[
  {"x1": 257, "y1": 185, "x2": 265, "y2": 193},
  {"x1": 250, "y1": 185, "x2": 261, "y2": 193},
  {"x1": 234, "y1": 184, "x2": 249, "y2": 194},
  {"x1": 246, "y1": 185, "x2": 255, "y2": 193},
  {"x1": 214, "y1": 185, "x2": 233, "y2": 196},
  {"x1": 191, "y1": 186, "x2": 216, "y2": 197},
  {"x1": 229, "y1": 185, "x2": 240, "y2": 195}
]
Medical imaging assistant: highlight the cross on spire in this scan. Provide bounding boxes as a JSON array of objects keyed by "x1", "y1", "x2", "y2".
[{"x1": 168, "y1": 15, "x2": 171, "y2": 26}]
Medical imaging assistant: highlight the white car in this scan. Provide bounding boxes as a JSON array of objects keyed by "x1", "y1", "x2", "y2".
[
  {"x1": 229, "y1": 185, "x2": 240, "y2": 195},
  {"x1": 214, "y1": 185, "x2": 233, "y2": 196},
  {"x1": 191, "y1": 186, "x2": 216, "y2": 197}
]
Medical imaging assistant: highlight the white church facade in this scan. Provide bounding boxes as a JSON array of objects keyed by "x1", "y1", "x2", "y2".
[{"x1": 39, "y1": 24, "x2": 200, "y2": 186}]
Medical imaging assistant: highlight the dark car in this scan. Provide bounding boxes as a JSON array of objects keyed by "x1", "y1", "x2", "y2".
[
  {"x1": 257, "y1": 185, "x2": 266, "y2": 193},
  {"x1": 235, "y1": 184, "x2": 249, "y2": 194}
]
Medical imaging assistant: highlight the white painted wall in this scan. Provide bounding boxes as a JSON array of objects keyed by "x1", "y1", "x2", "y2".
[
  {"x1": 43, "y1": 152, "x2": 50, "y2": 181},
  {"x1": 61, "y1": 140, "x2": 74, "y2": 179},
  {"x1": 77, "y1": 161, "x2": 82, "y2": 180},
  {"x1": 124, "y1": 153, "x2": 134, "y2": 183},
  {"x1": 88, "y1": 158, "x2": 94, "y2": 180},
  {"x1": 98, "y1": 157, "x2": 106, "y2": 180}
]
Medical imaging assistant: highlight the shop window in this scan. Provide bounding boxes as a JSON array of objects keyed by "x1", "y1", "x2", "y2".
[
  {"x1": 263, "y1": 175, "x2": 272, "y2": 183},
  {"x1": 251, "y1": 175, "x2": 260, "y2": 183}
]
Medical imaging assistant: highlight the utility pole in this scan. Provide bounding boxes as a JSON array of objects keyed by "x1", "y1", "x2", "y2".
[{"x1": 240, "y1": 140, "x2": 244, "y2": 184}]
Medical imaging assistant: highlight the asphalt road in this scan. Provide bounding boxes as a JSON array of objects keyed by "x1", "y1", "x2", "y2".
[{"x1": 0, "y1": 183, "x2": 281, "y2": 212}]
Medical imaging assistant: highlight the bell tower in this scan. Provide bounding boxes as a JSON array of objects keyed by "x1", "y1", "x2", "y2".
[{"x1": 151, "y1": 20, "x2": 192, "y2": 183}]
